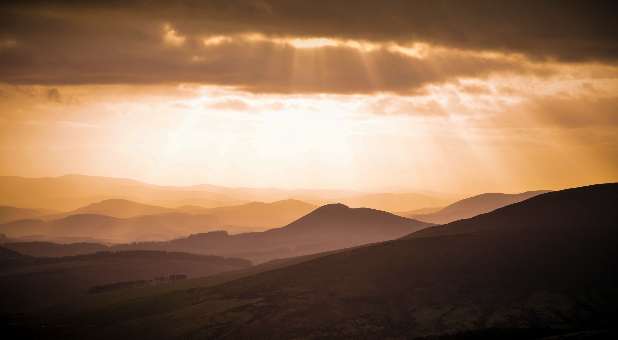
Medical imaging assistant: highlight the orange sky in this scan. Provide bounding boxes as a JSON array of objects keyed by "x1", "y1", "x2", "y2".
[{"x1": 1, "y1": 1, "x2": 617, "y2": 196}]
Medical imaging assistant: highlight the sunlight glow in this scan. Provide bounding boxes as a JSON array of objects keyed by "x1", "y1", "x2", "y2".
[{"x1": 163, "y1": 23, "x2": 186, "y2": 47}]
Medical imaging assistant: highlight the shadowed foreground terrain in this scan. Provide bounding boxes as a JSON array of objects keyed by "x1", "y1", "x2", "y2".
[
  {"x1": 0, "y1": 250, "x2": 251, "y2": 316},
  {"x1": 5, "y1": 183, "x2": 615, "y2": 339}
]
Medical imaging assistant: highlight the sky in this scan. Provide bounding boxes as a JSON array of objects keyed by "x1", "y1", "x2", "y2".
[{"x1": 0, "y1": 0, "x2": 617, "y2": 195}]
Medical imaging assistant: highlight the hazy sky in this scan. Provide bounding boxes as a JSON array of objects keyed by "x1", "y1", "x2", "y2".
[{"x1": 1, "y1": 1, "x2": 617, "y2": 195}]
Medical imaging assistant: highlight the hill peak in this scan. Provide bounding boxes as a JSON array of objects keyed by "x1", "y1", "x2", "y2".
[
  {"x1": 69, "y1": 199, "x2": 171, "y2": 219},
  {"x1": 313, "y1": 203, "x2": 350, "y2": 212}
]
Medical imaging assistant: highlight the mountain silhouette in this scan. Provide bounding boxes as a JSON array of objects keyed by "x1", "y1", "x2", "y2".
[
  {"x1": 0, "y1": 206, "x2": 53, "y2": 224},
  {"x1": 4, "y1": 241, "x2": 108, "y2": 257},
  {"x1": 61, "y1": 183, "x2": 617, "y2": 339},
  {"x1": 339, "y1": 192, "x2": 448, "y2": 213},
  {"x1": 0, "y1": 175, "x2": 241, "y2": 211},
  {"x1": 177, "y1": 199, "x2": 317, "y2": 230},
  {"x1": 58, "y1": 199, "x2": 173, "y2": 218},
  {"x1": 0, "y1": 199, "x2": 318, "y2": 245},
  {"x1": 410, "y1": 190, "x2": 550, "y2": 224},
  {"x1": 0, "y1": 213, "x2": 222, "y2": 243},
  {"x1": 113, "y1": 203, "x2": 432, "y2": 263},
  {"x1": 0, "y1": 175, "x2": 448, "y2": 212},
  {"x1": 0, "y1": 245, "x2": 28, "y2": 263}
]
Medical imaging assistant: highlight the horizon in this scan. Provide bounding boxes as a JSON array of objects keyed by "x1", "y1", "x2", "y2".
[
  {"x1": 0, "y1": 171, "x2": 587, "y2": 198},
  {"x1": 1, "y1": 2, "x2": 617, "y2": 197}
]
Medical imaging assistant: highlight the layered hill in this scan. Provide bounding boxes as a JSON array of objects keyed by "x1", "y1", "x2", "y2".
[
  {"x1": 4, "y1": 241, "x2": 109, "y2": 257},
  {"x1": 0, "y1": 206, "x2": 53, "y2": 224},
  {"x1": 0, "y1": 213, "x2": 222, "y2": 243},
  {"x1": 0, "y1": 199, "x2": 318, "y2": 245},
  {"x1": 114, "y1": 204, "x2": 432, "y2": 263},
  {"x1": 58, "y1": 199, "x2": 173, "y2": 219},
  {"x1": 339, "y1": 192, "x2": 448, "y2": 213},
  {"x1": 411, "y1": 190, "x2": 550, "y2": 224},
  {"x1": 56, "y1": 183, "x2": 617, "y2": 339},
  {"x1": 177, "y1": 199, "x2": 316, "y2": 229},
  {"x1": 0, "y1": 175, "x2": 240, "y2": 211},
  {"x1": 0, "y1": 175, "x2": 449, "y2": 213}
]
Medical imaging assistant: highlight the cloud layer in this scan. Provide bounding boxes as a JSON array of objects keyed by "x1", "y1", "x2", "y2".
[{"x1": 1, "y1": 1, "x2": 616, "y2": 92}]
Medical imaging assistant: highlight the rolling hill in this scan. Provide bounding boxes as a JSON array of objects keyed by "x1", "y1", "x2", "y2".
[
  {"x1": 113, "y1": 204, "x2": 432, "y2": 263},
  {"x1": 0, "y1": 206, "x2": 53, "y2": 224},
  {"x1": 0, "y1": 174, "x2": 450, "y2": 213},
  {"x1": 410, "y1": 190, "x2": 550, "y2": 224},
  {"x1": 177, "y1": 199, "x2": 317, "y2": 229},
  {"x1": 339, "y1": 192, "x2": 449, "y2": 213},
  {"x1": 43, "y1": 183, "x2": 616, "y2": 339},
  {"x1": 0, "y1": 199, "x2": 318, "y2": 245},
  {"x1": 59, "y1": 199, "x2": 173, "y2": 219},
  {"x1": 0, "y1": 213, "x2": 223, "y2": 243},
  {"x1": 0, "y1": 174, "x2": 241, "y2": 211},
  {"x1": 3, "y1": 241, "x2": 109, "y2": 257}
]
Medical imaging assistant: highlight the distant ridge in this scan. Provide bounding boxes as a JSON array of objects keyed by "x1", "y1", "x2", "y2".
[
  {"x1": 0, "y1": 198, "x2": 318, "y2": 243},
  {"x1": 61, "y1": 199, "x2": 173, "y2": 218},
  {"x1": 411, "y1": 190, "x2": 550, "y2": 224},
  {"x1": 113, "y1": 203, "x2": 432, "y2": 263},
  {"x1": 0, "y1": 174, "x2": 449, "y2": 213},
  {"x1": 0, "y1": 206, "x2": 53, "y2": 224},
  {"x1": 0, "y1": 213, "x2": 221, "y2": 243},
  {"x1": 177, "y1": 199, "x2": 317, "y2": 229}
]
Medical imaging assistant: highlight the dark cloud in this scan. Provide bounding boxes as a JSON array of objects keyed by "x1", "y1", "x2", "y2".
[
  {"x1": 0, "y1": 0, "x2": 615, "y2": 91},
  {"x1": 0, "y1": 35, "x2": 530, "y2": 93},
  {"x1": 4, "y1": 0, "x2": 617, "y2": 59}
]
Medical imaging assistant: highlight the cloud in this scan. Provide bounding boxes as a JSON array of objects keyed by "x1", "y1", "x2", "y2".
[
  {"x1": 162, "y1": 23, "x2": 186, "y2": 47},
  {"x1": 365, "y1": 97, "x2": 449, "y2": 117},
  {"x1": 206, "y1": 98, "x2": 251, "y2": 111},
  {"x1": 3, "y1": 1, "x2": 617, "y2": 61},
  {"x1": 0, "y1": 1, "x2": 615, "y2": 93},
  {"x1": 0, "y1": 33, "x2": 534, "y2": 94}
]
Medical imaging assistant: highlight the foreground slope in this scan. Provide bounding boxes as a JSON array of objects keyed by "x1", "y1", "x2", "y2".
[
  {"x1": 71, "y1": 183, "x2": 617, "y2": 339},
  {"x1": 0, "y1": 250, "x2": 251, "y2": 315},
  {"x1": 411, "y1": 190, "x2": 550, "y2": 224},
  {"x1": 115, "y1": 204, "x2": 432, "y2": 263}
]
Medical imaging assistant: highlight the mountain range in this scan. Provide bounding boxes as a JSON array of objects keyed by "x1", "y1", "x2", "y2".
[
  {"x1": 0, "y1": 199, "x2": 318, "y2": 243},
  {"x1": 28, "y1": 183, "x2": 614, "y2": 339},
  {"x1": 0, "y1": 206, "x2": 54, "y2": 224},
  {"x1": 5, "y1": 204, "x2": 432, "y2": 262},
  {"x1": 114, "y1": 204, "x2": 432, "y2": 263},
  {"x1": 0, "y1": 174, "x2": 448, "y2": 213}
]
